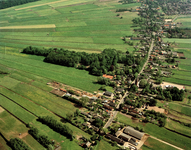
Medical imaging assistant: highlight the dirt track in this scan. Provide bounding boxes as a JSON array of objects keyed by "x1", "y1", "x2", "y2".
[
  {"x1": 0, "y1": 24, "x2": 56, "y2": 29},
  {"x1": 15, "y1": 0, "x2": 68, "y2": 10}
]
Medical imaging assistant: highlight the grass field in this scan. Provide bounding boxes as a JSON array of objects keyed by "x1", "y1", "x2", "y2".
[
  {"x1": 95, "y1": 138, "x2": 119, "y2": 150},
  {"x1": 168, "y1": 103, "x2": 191, "y2": 117},
  {"x1": 0, "y1": 109, "x2": 44, "y2": 150},
  {"x1": 0, "y1": 0, "x2": 138, "y2": 52},
  {"x1": 117, "y1": 113, "x2": 191, "y2": 150},
  {"x1": 165, "y1": 118, "x2": 191, "y2": 137},
  {"x1": 162, "y1": 40, "x2": 191, "y2": 86},
  {"x1": 31, "y1": 121, "x2": 84, "y2": 150},
  {"x1": 142, "y1": 137, "x2": 177, "y2": 150},
  {"x1": 175, "y1": 16, "x2": 191, "y2": 28},
  {"x1": 0, "y1": 94, "x2": 36, "y2": 124}
]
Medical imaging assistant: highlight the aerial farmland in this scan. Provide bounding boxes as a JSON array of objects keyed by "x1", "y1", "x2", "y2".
[{"x1": 0, "y1": 0, "x2": 191, "y2": 150}]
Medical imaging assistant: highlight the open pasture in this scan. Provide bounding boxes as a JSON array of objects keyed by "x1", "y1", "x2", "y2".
[
  {"x1": 0, "y1": 0, "x2": 137, "y2": 53},
  {"x1": 0, "y1": 110, "x2": 44, "y2": 150},
  {"x1": 165, "y1": 118, "x2": 191, "y2": 137},
  {"x1": 175, "y1": 16, "x2": 191, "y2": 28},
  {"x1": 142, "y1": 137, "x2": 177, "y2": 150}
]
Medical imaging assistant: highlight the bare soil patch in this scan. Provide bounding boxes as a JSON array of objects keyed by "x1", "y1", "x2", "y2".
[
  {"x1": 18, "y1": 132, "x2": 28, "y2": 139},
  {"x1": 0, "y1": 24, "x2": 56, "y2": 29},
  {"x1": 160, "y1": 82, "x2": 185, "y2": 90},
  {"x1": 178, "y1": 53, "x2": 185, "y2": 57},
  {"x1": 0, "y1": 107, "x2": 4, "y2": 113},
  {"x1": 147, "y1": 106, "x2": 165, "y2": 113},
  {"x1": 51, "y1": 89, "x2": 65, "y2": 97}
]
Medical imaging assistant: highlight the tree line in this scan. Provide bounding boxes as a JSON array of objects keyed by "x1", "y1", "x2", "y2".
[
  {"x1": 23, "y1": 46, "x2": 145, "y2": 76},
  {"x1": 28, "y1": 127, "x2": 53, "y2": 148},
  {"x1": 0, "y1": 0, "x2": 39, "y2": 9},
  {"x1": 8, "y1": 138, "x2": 31, "y2": 150},
  {"x1": 38, "y1": 116, "x2": 73, "y2": 140}
]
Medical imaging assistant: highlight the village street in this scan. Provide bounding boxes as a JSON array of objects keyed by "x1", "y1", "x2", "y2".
[{"x1": 104, "y1": 39, "x2": 154, "y2": 129}]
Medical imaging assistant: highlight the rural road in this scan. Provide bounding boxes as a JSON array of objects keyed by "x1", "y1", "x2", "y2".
[
  {"x1": 103, "y1": 111, "x2": 118, "y2": 128},
  {"x1": 150, "y1": 136, "x2": 184, "y2": 150}
]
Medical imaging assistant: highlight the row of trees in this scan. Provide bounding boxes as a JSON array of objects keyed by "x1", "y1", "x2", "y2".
[
  {"x1": 38, "y1": 116, "x2": 73, "y2": 140},
  {"x1": 28, "y1": 127, "x2": 53, "y2": 148},
  {"x1": 23, "y1": 46, "x2": 144, "y2": 76},
  {"x1": 0, "y1": 0, "x2": 39, "y2": 9},
  {"x1": 9, "y1": 138, "x2": 31, "y2": 150}
]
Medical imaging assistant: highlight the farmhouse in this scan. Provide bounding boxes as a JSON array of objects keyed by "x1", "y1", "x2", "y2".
[
  {"x1": 104, "y1": 91, "x2": 114, "y2": 97},
  {"x1": 123, "y1": 126, "x2": 145, "y2": 140}
]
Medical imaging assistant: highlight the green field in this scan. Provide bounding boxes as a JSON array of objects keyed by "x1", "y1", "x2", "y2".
[
  {"x1": 142, "y1": 137, "x2": 177, "y2": 150},
  {"x1": 0, "y1": 109, "x2": 44, "y2": 150},
  {"x1": 0, "y1": 94, "x2": 36, "y2": 124},
  {"x1": 162, "y1": 41, "x2": 191, "y2": 85},
  {"x1": 117, "y1": 113, "x2": 191, "y2": 150},
  {"x1": 0, "y1": 0, "x2": 138, "y2": 52},
  {"x1": 168, "y1": 102, "x2": 191, "y2": 117},
  {"x1": 31, "y1": 121, "x2": 84, "y2": 150},
  {"x1": 175, "y1": 16, "x2": 191, "y2": 28},
  {"x1": 165, "y1": 118, "x2": 191, "y2": 137}
]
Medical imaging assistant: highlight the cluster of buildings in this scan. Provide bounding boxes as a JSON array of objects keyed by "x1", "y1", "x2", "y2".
[{"x1": 106, "y1": 126, "x2": 146, "y2": 150}]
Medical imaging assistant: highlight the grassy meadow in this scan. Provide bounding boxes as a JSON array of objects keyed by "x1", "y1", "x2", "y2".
[
  {"x1": 0, "y1": 109, "x2": 44, "y2": 150},
  {"x1": 0, "y1": 0, "x2": 141, "y2": 93},
  {"x1": 142, "y1": 137, "x2": 177, "y2": 150}
]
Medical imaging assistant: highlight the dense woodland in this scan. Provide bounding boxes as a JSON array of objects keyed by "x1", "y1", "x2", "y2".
[
  {"x1": 0, "y1": 0, "x2": 39, "y2": 9},
  {"x1": 23, "y1": 46, "x2": 146, "y2": 76}
]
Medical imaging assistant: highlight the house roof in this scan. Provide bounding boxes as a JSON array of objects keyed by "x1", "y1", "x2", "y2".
[
  {"x1": 103, "y1": 74, "x2": 114, "y2": 80},
  {"x1": 104, "y1": 91, "x2": 113, "y2": 96},
  {"x1": 123, "y1": 126, "x2": 144, "y2": 140},
  {"x1": 116, "y1": 88, "x2": 124, "y2": 92},
  {"x1": 106, "y1": 134, "x2": 124, "y2": 144},
  {"x1": 119, "y1": 133, "x2": 131, "y2": 140}
]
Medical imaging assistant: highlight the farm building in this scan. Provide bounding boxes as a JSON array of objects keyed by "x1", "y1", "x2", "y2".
[
  {"x1": 104, "y1": 91, "x2": 114, "y2": 97},
  {"x1": 106, "y1": 134, "x2": 124, "y2": 145},
  {"x1": 123, "y1": 126, "x2": 145, "y2": 140},
  {"x1": 119, "y1": 133, "x2": 131, "y2": 142}
]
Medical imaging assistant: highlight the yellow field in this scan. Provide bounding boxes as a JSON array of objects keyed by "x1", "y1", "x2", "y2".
[
  {"x1": 15, "y1": 0, "x2": 68, "y2": 10},
  {"x1": 0, "y1": 24, "x2": 56, "y2": 29}
]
